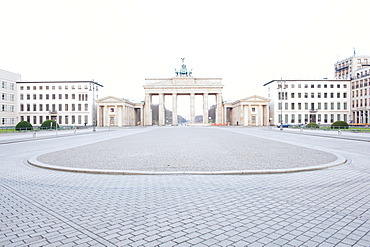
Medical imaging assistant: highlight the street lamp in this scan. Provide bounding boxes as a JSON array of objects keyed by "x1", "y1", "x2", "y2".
[
  {"x1": 277, "y1": 80, "x2": 286, "y2": 130},
  {"x1": 89, "y1": 81, "x2": 104, "y2": 132}
]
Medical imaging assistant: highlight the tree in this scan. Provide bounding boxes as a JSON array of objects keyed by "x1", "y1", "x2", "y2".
[{"x1": 41, "y1": 120, "x2": 59, "y2": 129}]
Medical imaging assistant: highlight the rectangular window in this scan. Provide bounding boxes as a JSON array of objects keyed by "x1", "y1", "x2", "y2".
[
  {"x1": 324, "y1": 103, "x2": 328, "y2": 110},
  {"x1": 52, "y1": 94, "x2": 56, "y2": 100},
  {"x1": 46, "y1": 86, "x2": 49, "y2": 90},
  {"x1": 330, "y1": 84, "x2": 334, "y2": 88},
  {"x1": 20, "y1": 94, "x2": 24, "y2": 100},
  {"x1": 337, "y1": 114, "x2": 341, "y2": 121},
  {"x1": 39, "y1": 94, "x2": 43, "y2": 100},
  {"x1": 65, "y1": 104, "x2": 69, "y2": 111},
  {"x1": 304, "y1": 114, "x2": 308, "y2": 123},
  {"x1": 304, "y1": 84, "x2": 308, "y2": 88},
  {"x1": 298, "y1": 103, "x2": 301, "y2": 110},
  {"x1": 337, "y1": 93, "x2": 340, "y2": 98},
  {"x1": 46, "y1": 94, "x2": 49, "y2": 100},
  {"x1": 33, "y1": 104, "x2": 36, "y2": 111},
  {"x1": 65, "y1": 94, "x2": 68, "y2": 99},
  {"x1": 72, "y1": 94, "x2": 75, "y2": 100},
  {"x1": 318, "y1": 84, "x2": 321, "y2": 88},
  {"x1": 331, "y1": 114, "x2": 334, "y2": 123},
  {"x1": 304, "y1": 93, "x2": 308, "y2": 98},
  {"x1": 291, "y1": 103, "x2": 295, "y2": 110},
  {"x1": 343, "y1": 93, "x2": 347, "y2": 98},
  {"x1": 324, "y1": 84, "x2": 327, "y2": 88},
  {"x1": 298, "y1": 93, "x2": 301, "y2": 98},
  {"x1": 298, "y1": 114, "x2": 302, "y2": 123},
  {"x1": 331, "y1": 103, "x2": 334, "y2": 110},
  {"x1": 311, "y1": 93, "x2": 314, "y2": 98},
  {"x1": 324, "y1": 93, "x2": 327, "y2": 98},
  {"x1": 291, "y1": 114, "x2": 295, "y2": 123},
  {"x1": 59, "y1": 104, "x2": 62, "y2": 111},
  {"x1": 318, "y1": 114, "x2": 321, "y2": 123},
  {"x1": 305, "y1": 103, "x2": 308, "y2": 110},
  {"x1": 27, "y1": 94, "x2": 30, "y2": 100},
  {"x1": 84, "y1": 104, "x2": 88, "y2": 111},
  {"x1": 39, "y1": 104, "x2": 43, "y2": 111},
  {"x1": 318, "y1": 103, "x2": 321, "y2": 110},
  {"x1": 337, "y1": 103, "x2": 340, "y2": 110},
  {"x1": 278, "y1": 103, "x2": 282, "y2": 110},
  {"x1": 59, "y1": 94, "x2": 62, "y2": 99},
  {"x1": 72, "y1": 104, "x2": 75, "y2": 111},
  {"x1": 311, "y1": 84, "x2": 314, "y2": 88},
  {"x1": 317, "y1": 93, "x2": 321, "y2": 98},
  {"x1": 291, "y1": 93, "x2": 294, "y2": 98},
  {"x1": 78, "y1": 104, "x2": 82, "y2": 111},
  {"x1": 330, "y1": 93, "x2": 334, "y2": 98},
  {"x1": 324, "y1": 114, "x2": 328, "y2": 123},
  {"x1": 46, "y1": 104, "x2": 49, "y2": 111},
  {"x1": 285, "y1": 103, "x2": 288, "y2": 110},
  {"x1": 33, "y1": 94, "x2": 36, "y2": 100},
  {"x1": 344, "y1": 103, "x2": 347, "y2": 110}
]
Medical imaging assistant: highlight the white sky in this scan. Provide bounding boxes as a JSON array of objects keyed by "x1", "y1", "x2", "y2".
[{"x1": 1, "y1": 0, "x2": 370, "y2": 114}]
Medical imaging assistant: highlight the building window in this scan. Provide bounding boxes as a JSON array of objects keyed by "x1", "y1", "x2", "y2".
[
  {"x1": 304, "y1": 93, "x2": 308, "y2": 98},
  {"x1": 324, "y1": 93, "x2": 327, "y2": 98},
  {"x1": 330, "y1": 93, "x2": 334, "y2": 98},
  {"x1": 72, "y1": 104, "x2": 75, "y2": 111},
  {"x1": 298, "y1": 103, "x2": 301, "y2": 110},
  {"x1": 20, "y1": 94, "x2": 24, "y2": 100},
  {"x1": 318, "y1": 103, "x2": 321, "y2": 110},
  {"x1": 311, "y1": 84, "x2": 314, "y2": 88},
  {"x1": 318, "y1": 114, "x2": 321, "y2": 123},
  {"x1": 52, "y1": 94, "x2": 56, "y2": 100},
  {"x1": 72, "y1": 94, "x2": 75, "y2": 100},
  {"x1": 110, "y1": 108, "x2": 115, "y2": 112},
  {"x1": 324, "y1": 84, "x2": 327, "y2": 88},
  {"x1": 27, "y1": 94, "x2": 30, "y2": 100},
  {"x1": 304, "y1": 84, "x2": 308, "y2": 88},
  {"x1": 344, "y1": 102, "x2": 347, "y2": 110},
  {"x1": 317, "y1": 93, "x2": 321, "y2": 98},
  {"x1": 59, "y1": 94, "x2": 62, "y2": 99},
  {"x1": 46, "y1": 94, "x2": 49, "y2": 100},
  {"x1": 285, "y1": 103, "x2": 288, "y2": 110},
  {"x1": 65, "y1": 104, "x2": 69, "y2": 111},
  {"x1": 46, "y1": 104, "x2": 49, "y2": 111},
  {"x1": 78, "y1": 104, "x2": 82, "y2": 111},
  {"x1": 305, "y1": 103, "x2": 308, "y2": 110},
  {"x1": 311, "y1": 93, "x2": 314, "y2": 98},
  {"x1": 337, "y1": 93, "x2": 340, "y2": 98},
  {"x1": 65, "y1": 94, "x2": 68, "y2": 99},
  {"x1": 324, "y1": 103, "x2": 328, "y2": 110},
  {"x1": 291, "y1": 114, "x2": 295, "y2": 123},
  {"x1": 39, "y1": 94, "x2": 43, "y2": 100},
  {"x1": 33, "y1": 104, "x2": 36, "y2": 111},
  {"x1": 59, "y1": 104, "x2": 62, "y2": 111},
  {"x1": 291, "y1": 93, "x2": 294, "y2": 98},
  {"x1": 331, "y1": 103, "x2": 334, "y2": 110},
  {"x1": 33, "y1": 94, "x2": 36, "y2": 100},
  {"x1": 84, "y1": 104, "x2": 88, "y2": 111},
  {"x1": 317, "y1": 84, "x2": 321, "y2": 88},
  {"x1": 298, "y1": 93, "x2": 301, "y2": 98},
  {"x1": 20, "y1": 104, "x2": 24, "y2": 111},
  {"x1": 324, "y1": 114, "x2": 328, "y2": 123},
  {"x1": 46, "y1": 86, "x2": 49, "y2": 90},
  {"x1": 39, "y1": 104, "x2": 43, "y2": 111},
  {"x1": 337, "y1": 103, "x2": 340, "y2": 110},
  {"x1": 331, "y1": 114, "x2": 334, "y2": 123},
  {"x1": 27, "y1": 104, "x2": 30, "y2": 111},
  {"x1": 330, "y1": 84, "x2": 334, "y2": 88},
  {"x1": 291, "y1": 103, "x2": 295, "y2": 110},
  {"x1": 343, "y1": 93, "x2": 347, "y2": 98}
]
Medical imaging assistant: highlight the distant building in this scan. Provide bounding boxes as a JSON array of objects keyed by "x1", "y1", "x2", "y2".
[
  {"x1": 17, "y1": 81, "x2": 103, "y2": 126},
  {"x1": 334, "y1": 56, "x2": 370, "y2": 80},
  {"x1": 350, "y1": 66, "x2": 370, "y2": 124},
  {"x1": 0, "y1": 69, "x2": 21, "y2": 126},
  {"x1": 264, "y1": 79, "x2": 350, "y2": 126}
]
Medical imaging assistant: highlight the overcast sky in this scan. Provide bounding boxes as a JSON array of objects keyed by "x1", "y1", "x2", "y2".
[{"x1": 1, "y1": 0, "x2": 370, "y2": 105}]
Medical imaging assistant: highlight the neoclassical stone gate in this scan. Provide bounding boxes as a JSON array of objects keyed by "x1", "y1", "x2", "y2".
[
  {"x1": 143, "y1": 58, "x2": 224, "y2": 126},
  {"x1": 143, "y1": 77, "x2": 224, "y2": 126}
]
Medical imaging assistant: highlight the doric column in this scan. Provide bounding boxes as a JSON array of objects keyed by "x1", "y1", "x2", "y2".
[
  {"x1": 118, "y1": 105, "x2": 122, "y2": 127},
  {"x1": 159, "y1": 93, "x2": 165, "y2": 126},
  {"x1": 172, "y1": 93, "x2": 178, "y2": 126},
  {"x1": 105, "y1": 105, "x2": 109, "y2": 127},
  {"x1": 190, "y1": 93, "x2": 195, "y2": 124},
  {"x1": 144, "y1": 93, "x2": 152, "y2": 126},
  {"x1": 97, "y1": 105, "x2": 101, "y2": 126},
  {"x1": 216, "y1": 93, "x2": 222, "y2": 124},
  {"x1": 203, "y1": 93, "x2": 208, "y2": 124},
  {"x1": 240, "y1": 105, "x2": 244, "y2": 126}
]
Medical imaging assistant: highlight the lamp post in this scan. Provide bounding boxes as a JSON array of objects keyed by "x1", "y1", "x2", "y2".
[
  {"x1": 277, "y1": 80, "x2": 286, "y2": 130},
  {"x1": 90, "y1": 81, "x2": 104, "y2": 132}
]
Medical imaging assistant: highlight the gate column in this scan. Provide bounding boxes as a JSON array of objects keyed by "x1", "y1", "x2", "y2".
[
  {"x1": 203, "y1": 93, "x2": 208, "y2": 124},
  {"x1": 172, "y1": 93, "x2": 178, "y2": 126},
  {"x1": 144, "y1": 93, "x2": 152, "y2": 126},
  {"x1": 159, "y1": 93, "x2": 165, "y2": 126},
  {"x1": 190, "y1": 93, "x2": 195, "y2": 124}
]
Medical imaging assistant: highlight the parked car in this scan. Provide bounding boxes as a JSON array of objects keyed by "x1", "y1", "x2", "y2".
[{"x1": 277, "y1": 123, "x2": 290, "y2": 128}]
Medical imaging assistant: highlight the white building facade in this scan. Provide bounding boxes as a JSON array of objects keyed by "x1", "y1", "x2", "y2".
[
  {"x1": 0, "y1": 69, "x2": 21, "y2": 126},
  {"x1": 264, "y1": 79, "x2": 350, "y2": 126},
  {"x1": 350, "y1": 66, "x2": 370, "y2": 124},
  {"x1": 17, "y1": 81, "x2": 103, "y2": 127},
  {"x1": 334, "y1": 56, "x2": 370, "y2": 80}
]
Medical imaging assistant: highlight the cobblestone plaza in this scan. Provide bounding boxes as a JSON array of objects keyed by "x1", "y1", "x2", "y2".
[{"x1": 1, "y1": 127, "x2": 369, "y2": 246}]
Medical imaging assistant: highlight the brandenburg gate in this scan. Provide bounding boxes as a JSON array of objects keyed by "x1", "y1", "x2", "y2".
[{"x1": 143, "y1": 59, "x2": 224, "y2": 126}]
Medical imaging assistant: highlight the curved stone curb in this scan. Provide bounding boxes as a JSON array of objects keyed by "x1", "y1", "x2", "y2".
[{"x1": 27, "y1": 153, "x2": 347, "y2": 175}]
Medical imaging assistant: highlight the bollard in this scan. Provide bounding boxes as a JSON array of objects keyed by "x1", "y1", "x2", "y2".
[
  {"x1": 338, "y1": 130, "x2": 342, "y2": 136},
  {"x1": 33, "y1": 132, "x2": 36, "y2": 139}
]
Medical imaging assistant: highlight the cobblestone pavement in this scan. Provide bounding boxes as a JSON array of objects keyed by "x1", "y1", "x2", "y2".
[
  {"x1": 35, "y1": 127, "x2": 338, "y2": 173},
  {"x1": 1, "y1": 127, "x2": 370, "y2": 246}
]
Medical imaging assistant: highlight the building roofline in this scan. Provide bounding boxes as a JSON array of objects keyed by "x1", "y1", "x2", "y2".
[
  {"x1": 17, "y1": 81, "x2": 104, "y2": 87},
  {"x1": 263, "y1": 79, "x2": 351, "y2": 86}
]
